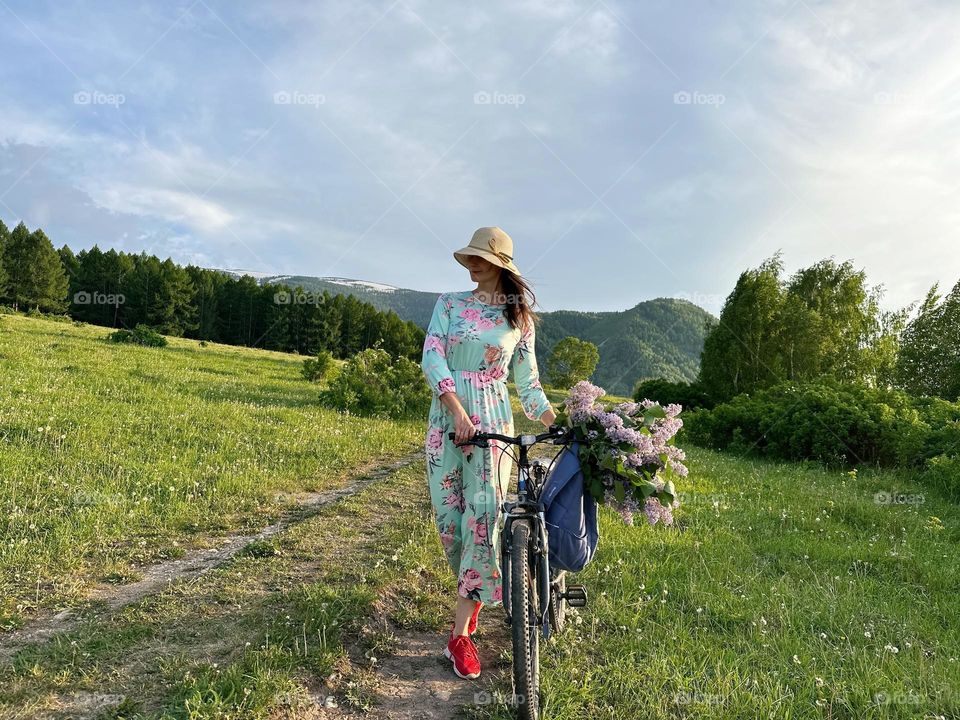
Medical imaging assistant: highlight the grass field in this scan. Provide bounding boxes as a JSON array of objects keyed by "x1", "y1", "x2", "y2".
[
  {"x1": 0, "y1": 313, "x2": 424, "y2": 628},
  {"x1": 1, "y1": 314, "x2": 958, "y2": 719}
]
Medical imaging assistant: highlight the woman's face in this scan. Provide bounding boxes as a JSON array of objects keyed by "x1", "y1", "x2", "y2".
[{"x1": 464, "y1": 255, "x2": 501, "y2": 284}]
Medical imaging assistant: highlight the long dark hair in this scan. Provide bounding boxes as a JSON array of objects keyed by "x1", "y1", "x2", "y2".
[{"x1": 498, "y1": 269, "x2": 538, "y2": 333}]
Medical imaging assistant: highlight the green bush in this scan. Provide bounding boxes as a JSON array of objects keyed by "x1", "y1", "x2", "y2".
[
  {"x1": 685, "y1": 378, "x2": 960, "y2": 471},
  {"x1": 318, "y1": 347, "x2": 430, "y2": 419},
  {"x1": 924, "y1": 454, "x2": 960, "y2": 500},
  {"x1": 108, "y1": 324, "x2": 168, "y2": 347},
  {"x1": 634, "y1": 378, "x2": 714, "y2": 410},
  {"x1": 302, "y1": 349, "x2": 334, "y2": 382},
  {"x1": 24, "y1": 309, "x2": 72, "y2": 322}
]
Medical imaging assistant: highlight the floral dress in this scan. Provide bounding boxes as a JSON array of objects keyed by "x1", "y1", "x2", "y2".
[{"x1": 421, "y1": 290, "x2": 553, "y2": 605}]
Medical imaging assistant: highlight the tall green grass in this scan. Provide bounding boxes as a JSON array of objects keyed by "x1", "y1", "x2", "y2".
[
  {"x1": 0, "y1": 314, "x2": 422, "y2": 627},
  {"x1": 525, "y1": 450, "x2": 960, "y2": 719}
]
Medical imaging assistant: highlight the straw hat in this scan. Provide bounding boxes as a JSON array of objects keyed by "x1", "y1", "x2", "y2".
[{"x1": 453, "y1": 226, "x2": 522, "y2": 276}]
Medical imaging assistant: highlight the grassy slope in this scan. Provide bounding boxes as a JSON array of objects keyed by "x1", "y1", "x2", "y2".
[
  {"x1": 531, "y1": 451, "x2": 960, "y2": 719},
  {"x1": 1, "y1": 315, "x2": 958, "y2": 718},
  {"x1": 0, "y1": 314, "x2": 423, "y2": 627}
]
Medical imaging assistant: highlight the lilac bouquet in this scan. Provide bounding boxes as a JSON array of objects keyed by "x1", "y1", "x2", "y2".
[{"x1": 556, "y1": 381, "x2": 687, "y2": 526}]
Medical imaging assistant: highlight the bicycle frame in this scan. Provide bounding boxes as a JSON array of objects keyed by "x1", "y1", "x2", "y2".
[
  {"x1": 500, "y1": 447, "x2": 554, "y2": 638},
  {"x1": 449, "y1": 426, "x2": 570, "y2": 640}
]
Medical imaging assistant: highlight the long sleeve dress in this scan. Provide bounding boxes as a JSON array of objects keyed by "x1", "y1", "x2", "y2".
[{"x1": 421, "y1": 290, "x2": 553, "y2": 605}]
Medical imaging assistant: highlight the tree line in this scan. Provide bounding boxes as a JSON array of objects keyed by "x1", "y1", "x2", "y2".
[
  {"x1": 647, "y1": 251, "x2": 959, "y2": 406},
  {"x1": 0, "y1": 219, "x2": 424, "y2": 359}
]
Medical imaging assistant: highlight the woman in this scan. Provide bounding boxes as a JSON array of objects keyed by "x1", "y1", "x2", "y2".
[{"x1": 420, "y1": 226, "x2": 556, "y2": 680}]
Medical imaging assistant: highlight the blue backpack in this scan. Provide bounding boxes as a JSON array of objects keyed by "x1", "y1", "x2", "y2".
[{"x1": 540, "y1": 441, "x2": 599, "y2": 572}]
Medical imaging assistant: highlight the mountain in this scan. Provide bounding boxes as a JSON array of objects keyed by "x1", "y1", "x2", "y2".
[
  {"x1": 535, "y1": 299, "x2": 714, "y2": 396},
  {"x1": 220, "y1": 271, "x2": 442, "y2": 328},
  {"x1": 215, "y1": 270, "x2": 715, "y2": 397}
]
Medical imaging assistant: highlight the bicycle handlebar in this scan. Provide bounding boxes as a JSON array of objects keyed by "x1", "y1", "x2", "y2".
[{"x1": 447, "y1": 424, "x2": 583, "y2": 448}]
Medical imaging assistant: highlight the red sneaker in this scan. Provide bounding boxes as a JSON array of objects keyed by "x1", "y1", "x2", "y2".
[{"x1": 444, "y1": 633, "x2": 481, "y2": 679}]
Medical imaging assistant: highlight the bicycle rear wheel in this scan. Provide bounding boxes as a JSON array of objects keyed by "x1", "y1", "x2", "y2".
[{"x1": 510, "y1": 519, "x2": 540, "y2": 719}]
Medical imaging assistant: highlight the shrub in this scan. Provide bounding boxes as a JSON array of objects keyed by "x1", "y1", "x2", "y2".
[
  {"x1": 634, "y1": 378, "x2": 714, "y2": 410},
  {"x1": 685, "y1": 378, "x2": 960, "y2": 471},
  {"x1": 318, "y1": 347, "x2": 430, "y2": 419},
  {"x1": 302, "y1": 350, "x2": 334, "y2": 382},
  {"x1": 108, "y1": 324, "x2": 168, "y2": 347},
  {"x1": 924, "y1": 455, "x2": 960, "y2": 501},
  {"x1": 25, "y1": 309, "x2": 72, "y2": 322}
]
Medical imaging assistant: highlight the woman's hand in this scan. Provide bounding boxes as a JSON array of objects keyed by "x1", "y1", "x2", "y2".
[
  {"x1": 539, "y1": 407, "x2": 557, "y2": 428},
  {"x1": 441, "y1": 391, "x2": 477, "y2": 444},
  {"x1": 452, "y1": 407, "x2": 478, "y2": 445}
]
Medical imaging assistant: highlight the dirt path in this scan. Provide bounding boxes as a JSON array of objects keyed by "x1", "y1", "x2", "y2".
[
  {"x1": 308, "y1": 618, "x2": 514, "y2": 720},
  {"x1": 0, "y1": 449, "x2": 423, "y2": 664}
]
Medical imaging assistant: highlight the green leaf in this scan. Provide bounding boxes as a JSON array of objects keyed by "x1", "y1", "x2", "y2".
[
  {"x1": 662, "y1": 479, "x2": 676, "y2": 502},
  {"x1": 644, "y1": 404, "x2": 667, "y2": 422},
  {"x1": 590, "y1": 478, "x2": 604, "y2": 501}
]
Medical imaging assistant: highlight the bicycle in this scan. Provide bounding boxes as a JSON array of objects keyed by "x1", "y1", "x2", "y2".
[{"x1": 449, "y1": 424, "x2": 589, "y2": 720}]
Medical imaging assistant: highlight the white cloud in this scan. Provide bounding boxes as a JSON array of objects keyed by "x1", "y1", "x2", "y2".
[{"x1": 87, "y1": 182, "x2": 233, "y2": 232}]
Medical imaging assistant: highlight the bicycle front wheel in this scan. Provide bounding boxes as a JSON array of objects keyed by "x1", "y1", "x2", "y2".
[{"x1": 510, "y1": 518, "x2": 540, "y2": 719}]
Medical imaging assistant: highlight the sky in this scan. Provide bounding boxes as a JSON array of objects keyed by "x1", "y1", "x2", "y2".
[{"x1": 1, "y1": 0, "x2": 958, "y2": 315}]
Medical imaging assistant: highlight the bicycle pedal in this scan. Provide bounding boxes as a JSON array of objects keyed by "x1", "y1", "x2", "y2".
[{"x1": 561, "y1": 585, "x2": 588, "y2": 607}]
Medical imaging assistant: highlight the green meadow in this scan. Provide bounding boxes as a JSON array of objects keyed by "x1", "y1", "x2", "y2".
[
  {"x1": 0, "y1": 313, "x2": 422, "y2": 627},
  {"x1": 1, "y1": 314, "x2": 958, "y2": 719}
]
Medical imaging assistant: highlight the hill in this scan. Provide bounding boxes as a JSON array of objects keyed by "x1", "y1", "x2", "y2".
[
  {"x1": 217, "y1": 271, "x2": 715, "y2": 397},
  {"x1": 537, "y1": 298, "x2": 713, "y2": 396}
]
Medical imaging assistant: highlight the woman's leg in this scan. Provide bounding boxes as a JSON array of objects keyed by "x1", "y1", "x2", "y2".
[
  {"x1": 452, "y1": 595, "x2": 477, "y2": 636},
  {"x1": 426, "y1": 415, "x2": 465, "y2": 579},
  {"x1": 456, "y1": 433, "x2": 511, "y2": 607}
]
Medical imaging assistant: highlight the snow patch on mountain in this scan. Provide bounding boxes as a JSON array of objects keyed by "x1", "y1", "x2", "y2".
[{"x1": 323, "y1": 278, "x2": 398, "y2": 292}]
